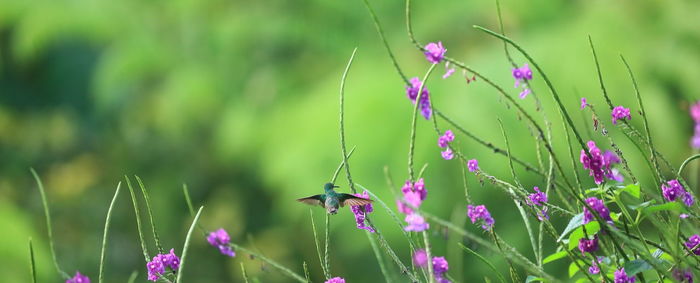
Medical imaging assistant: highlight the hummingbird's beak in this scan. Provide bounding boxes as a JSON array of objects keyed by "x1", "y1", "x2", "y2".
[{"x1": 332, "y1": 185, "x2": 339, "y2": 188}]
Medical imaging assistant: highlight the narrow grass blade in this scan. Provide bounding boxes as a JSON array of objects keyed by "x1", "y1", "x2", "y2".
[
  {"x1": 339, "y1": 47, "x2": 359, "y2": 194},
  {"x1": 28, "y1": 238, "x2": 37, "y2": 283},
  {"x1": 182, "y1": 184, "x2": 207, "y2": 235},
  {"x1": 228, "y1": 243, "x2": 307, "y2": 282},
  {"x1": 135, "y1": 176, "x2": 164, "y2": 254},
  {"x1": 30, "y1": 168, "x2": 69, "y2": 279},
  {"x1": 459, "y1": 243, "x2": 506, "y2": 283},
  {"x1": 309, "y1": 209, "x2": 329, "y2": 278},
  {"x1": 177, "y1": 206, "x2": 204, "y2": 283},
  {"x1": 126, "y1": 271, "x2": 138, "y2": 283},
  {"x1": 99, "y1": 182, "x2": 122, "y2": 283},
  {"x1": 125, "y1": 176, "x2": 150, "y2": 262}
]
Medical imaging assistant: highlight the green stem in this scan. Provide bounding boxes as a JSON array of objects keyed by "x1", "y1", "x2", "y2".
[
  {"x1": 339, "y1": 48, "x2": 359, "y2": 194},
  {"x1": 310, "y1": 209, "x2": 329, "y2": 279},
  {"x1": 458, "y1": 243, "x2": 506, "y2": 283},
  {"x1": 227, "y1": 244, "x2": 307, "y2": 282},
  {"x1": 99, "y1": 182, "x2": 122, "y2": 283},
  {"x1": 28, "y1": 238, "x2": 37, "y2": 283},
  {"x1": 324, "y1": 214, "x2": 331, "y2": 279},
  {"x1": 367, "y1": 231, "x2": 393, "y2": 283},
  {"x1": 678, "y1": 154, "x2": 700, "y2": 176},
  {"x1": 361, "y1": 0, "x2": 408, "y2": 84},
  {"x1": 330, "y1": 146, "x2": 356, "y2": 184},
  {"x1": 407, "y1": 63, "x2": 437, "y2": 180},
  {"x1": 176, "y1": 206, "x2": 203, "y2": 283}
]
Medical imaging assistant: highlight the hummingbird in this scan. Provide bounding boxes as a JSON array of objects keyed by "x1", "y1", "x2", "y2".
[{"x1": 297, "y1": 183, "x2": 372, "y2": 215}]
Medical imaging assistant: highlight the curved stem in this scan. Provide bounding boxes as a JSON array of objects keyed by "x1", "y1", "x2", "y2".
[
  {"x1": 99, "y1": 183, "x2": 122, "y2": 283},
  {"x1": 339, "y1": 48, "x2": 359, "y2": 194},
  {"x1": 407, "y1": 64, "x2": 437, "y2": 181},
  {"x1": 678, "y1": 154, "x2": 700, "y2": 176}
]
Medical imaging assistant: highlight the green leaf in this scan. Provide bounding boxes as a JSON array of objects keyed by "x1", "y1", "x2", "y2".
[
  {"x1": 568, "y1": 260, "x2": 584, "y2": 278},
  {"x1": 642, "y1": 202, "x2": 681, "y2": 216},
  {"x1": 525, "y1": 275, "x2": 544, "y2": 282},
  {"x1": 628, "y1": 200, "x2": 654, "y2": 210},
  {"x1": 568, "y1": 221, "x2": 601, "y2": 250},
  {"x1": 558, "y1": 213, "x2": 584, "y2": 242},
  {"x1": 543, "y1": 250, "x2": 568, "y2": 264},
  {"x1": 618, "y1": 184, "x2": 640, "y2": 198}
]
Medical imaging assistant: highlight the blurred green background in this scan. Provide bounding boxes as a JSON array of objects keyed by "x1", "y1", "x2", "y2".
[{"x1": 1, "y1": 0, "x2": 699, "y2": 281}]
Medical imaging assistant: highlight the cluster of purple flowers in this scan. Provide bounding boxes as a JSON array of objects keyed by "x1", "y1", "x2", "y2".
[
  {"x1": 512, "y1": 63, "x2": 533, "y2": 99},
  {"x1": 526, "y1": 186, "x2": 549, "y2": 221},
  {"x1": 467, "y1": 204, "x2": 495, "y2": 230},
  {"x1": 412, "y1": 250, "x2": 450, "y2": 283},
  {"x1": 66, "y1": 271, "x2": 90, "y2": 283},
  {"x1": 325, "y1": 277, "x2": 345, "y2": 283},
  {"x1": 614, "y1": 268, "x2": 636, "y2": 283},
  {"x1": 580, "y1": 141, "x2": 622, "y2": 184},
  {"x1": 578, "y1": 235, "x2": 599, "y2": 255},
  {"x1": 611, "y1": 106, "x2": 632, "y2": 124},
  {"x1": 406, "y1": 77, "x2": 432, "y2": 120},
  {"x1": 207, "y1": 228, "x2": 236, "y2": 257},
  {"x1": 583, "y1": 197, "x2": 612, "y2": 224},
  {"x1": 661, "y1": 179, "x2": 695, "y2": 207},
  {"x1": 437, "y1": 130, "x2": 455, "y2": 160},
  {"x1": 691, "y1": 101, "x2": 700, "y2": 148},
  {"x1": 146, "y1": 249, "x2": 180, "y2": 281},
  {"x1": 350, "y1": 190, "x2": 375, "y2": 233},
  {"x1": 398, "y1": 179, "x2": 429, "y2": 232},
  {"x1": 685, "y1": 234, "x2": 700, "y2": 255}
]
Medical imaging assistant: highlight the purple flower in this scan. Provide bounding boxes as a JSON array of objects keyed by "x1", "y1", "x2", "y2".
[
  {"x1": 684, "y1": 192, "x2": 695, "y2": 207},
  {"x1": 512, "y1": 63, "x2": 533, "y2": 99},
  {"x1": 438, "y1": 130, "x2": 455, "y2": 147},
  {"x1": 146, "y1": 249, "x2": 180, "y2": 281},
  {"x1": 397, "y1": 199, "x2": 413, "y2": 214},
  {"x1": 467, "y1": 204, "x2": 495, "y2": 230},
  {"x1": 673, "y1": 268, "x2": 694, "y2": 283},
  {"x1": 588, "y1": 259, "x2": 601, "y2": 275},
  {"x1": 413, "y1": 249, "x2": 428, "y2": 267},
  {"x1": 432, "y1": 256, "x2": 450, "y2": 283},
  {"x1": 578, "y1": 235, "x2": 599, "y2": 254},
  {"x1": 581, "y1": 141, "x2": 618, "y2": 184},
  {"x1": 614, "y1": 268, "x2": 636, "y2": 283},
  {"x1": 424, "y1": 42, "x2": 446, "y2": 64},
  {"x1": 350, "y1": 191, "x2": 375, "y2": 233},
  {"x1": 692, "y1": 101, "x2": 700, "y2": 123},
  {"x1": 404, "y1": 213, "x2": 429, "y2": 232},
  {"x1": 207, "y1": 228, "x2": 236, "y2": 257},
  {"x1": 325, "y1": 277, "x2": 345, "y2": 283},
  {"x1": 581, "y1": 98, "x2": 588, "y2": 109},
  {"x1": 583, "y1": 197, "x2": 611, "y2": 224},
  {"x1": 403, "y1": 189, "x2": 423, "y2": 208},
  {"x1": 611, "y1": 106, "x2": 632, "y2": 124},
  {"x1": 685, "y1": 234, "x2": 700, "y2": 255},
  {"x1": 66, "y1": 271, "x2": 90, "y2": 283},
  {"x1": 405, "y1": 77, "x2": 432, "y2": 120},
  {"x1": 526, "y1": 187, "x2": 547, "y2": 206},
  {"x1": 681, "y1": 213, "x2": 690, "y2": 219},
  {"x1": 441, "y1": 148, "x2": 454, "y2": 160},
  {"x1": 662, "y1": 179, "x2": 694, "y2": 207},
  {"x1": 467, "y1": 159, "x2": 479, "y2": 172}
]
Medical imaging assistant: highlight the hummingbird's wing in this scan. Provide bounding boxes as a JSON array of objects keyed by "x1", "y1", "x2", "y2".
[
  {"x1": 338, "y1": 193, "x2": 373, "y2": 207},
  {"x1": 297, "y1": 194, "x2": 326, "y2": 208}
]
